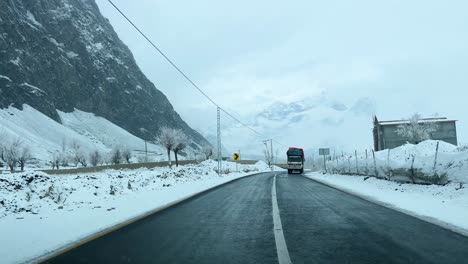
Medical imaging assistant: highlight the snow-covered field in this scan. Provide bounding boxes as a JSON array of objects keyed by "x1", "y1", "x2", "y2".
[
  {"x1": 0, "y1": 160, "x2": 275, "y2": 264},
  {"x1": 306, "y1": 172, "x2": 468, "y2": 236},
  {"x1": 328, "y1": 140, "x2": 468, "y2": 184}
]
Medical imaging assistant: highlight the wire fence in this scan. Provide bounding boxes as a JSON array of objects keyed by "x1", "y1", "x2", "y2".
[{"x1": 307, "y1": 142, "x2": 449, "y2": 185}]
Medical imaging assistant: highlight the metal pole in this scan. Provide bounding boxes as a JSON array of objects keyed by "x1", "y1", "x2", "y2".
[
  {"x1": 270, "y1": 139, "x2": 274, "y2": 171},
  {"x1": 217, "y1": 107, "x2": 221, "y2": 175},
  {"x1": 433, "y1": 141, "x2": 440, "y2": 173},
  {"x1": 355, "y1": 150, "x2": 358, "y2": 174},
  {"x1": 323, "y1": 154, "x2": 326, "y2": 172},
  {"x1": 145, "y1": 140, "x2": 148, "y2": 162}
]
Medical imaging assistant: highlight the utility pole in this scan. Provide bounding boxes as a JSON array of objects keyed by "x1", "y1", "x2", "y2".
[
  {"x1": 217, "y1": 107, "x2": 222, "y2": 175},
  {"x1": 145, "y1": 140, "x2": 148, "y2": 162},
  {"x1": 270, "y1": 139, "x2": 274, "y2": 171},
  {"x1": 263, "y1": 139, "x2": 274, "y2": 170}
]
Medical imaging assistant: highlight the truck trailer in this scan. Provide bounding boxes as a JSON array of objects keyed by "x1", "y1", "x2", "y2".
[{"x1": 287, "y1": 147, "x2": 304, "y2": 174}]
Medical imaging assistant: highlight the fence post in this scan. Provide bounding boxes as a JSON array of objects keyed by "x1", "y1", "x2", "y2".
[
  {"x1": 433, "y1": 141, "x2": 440, "y2": 173},
  {"x1": 410, "y1": 154, "x2": 416, "y2": 183},
  {"x1": 365, "y1": 149, "x2": 369, "y2": 175},
  {"x1": 372, "y1": 150, "x2": 378, "y2": 177},
  {"x1": 355, "y1": 150, "x2": 358, "y2": 174}
]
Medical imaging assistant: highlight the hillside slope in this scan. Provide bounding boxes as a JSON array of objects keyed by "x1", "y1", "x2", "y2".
[{"x1": 0, "y1": 0, "x2": 209, "y2": 147}]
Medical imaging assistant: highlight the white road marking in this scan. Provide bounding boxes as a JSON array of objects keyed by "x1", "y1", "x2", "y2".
[{"x1": 272, "y1": 174, "x2": 292, "y2": 264}]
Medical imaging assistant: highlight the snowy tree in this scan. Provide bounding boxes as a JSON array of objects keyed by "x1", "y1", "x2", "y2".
[
  {"x1": 158, "y1": 127, "x2": 178, "y2": 168},
  {"x1": 70, "y1": 140, "x2": 87, "y2": 167},
  {"x1": 396, "y1": 113, "x2": 438, "y2": 144},
  {"x1": 202, "y1": 145, "x2": 213, "y2": 160},
  {"x1": 122, "y1": 147, "x2": 132, "y2": 163},
  {"x1": 89, "y1": 150, "x2": 102, "y2": 167},
  {"x1": 110, "y1": 147, "x2": 122, "y2": 164},
  {"x1": 18, "y1": 147, "x2": 32, "y2": 171},
  {"x1": 173, "y1": 130, "x2": 189, "y2": 167},
  {"x1": 0, "y1": 139, "x2": 22, "y2": 172},
  {"x1": 50, "y1": 151, "x2": 63, "y2": 169}
]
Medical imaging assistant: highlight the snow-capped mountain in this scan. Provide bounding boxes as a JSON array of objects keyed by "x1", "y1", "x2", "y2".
[{"x1": 0, "y1": 0, "x2": 209, "y2": 148}]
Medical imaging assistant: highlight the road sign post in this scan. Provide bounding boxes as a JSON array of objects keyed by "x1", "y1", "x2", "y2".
[
  {"x1": 319, "y1": 148, "x2": 330, "y2": 173},
  {"x1": 233, "y1": 152, "x2": 240, "y2": 172}
]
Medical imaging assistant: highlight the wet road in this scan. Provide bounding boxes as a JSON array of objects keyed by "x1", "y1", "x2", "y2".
[{"x1": 45, "y1": 172, "x2": 468, "y2": 264}]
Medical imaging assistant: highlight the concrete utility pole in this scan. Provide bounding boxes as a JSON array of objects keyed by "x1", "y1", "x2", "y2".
[
  {"x1": 217, "y1": 107, "x2": 222, "y2": 175},
  {"x1": 145, "y1": 140, "x2": 148, "y2": 161},
  {"x1": 270, "y1": 139, "x2": 274, "y2": 171},
  {"x1": 263, "y1": 139, "x2": 274, "y2": 170}
]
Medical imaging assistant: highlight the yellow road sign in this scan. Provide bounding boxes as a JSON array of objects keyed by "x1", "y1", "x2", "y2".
[{"x1": 233, "y1": 153, "x2": 240, "y2": 160}]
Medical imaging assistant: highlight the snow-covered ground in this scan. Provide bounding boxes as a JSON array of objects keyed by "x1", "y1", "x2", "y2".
[
  {"x1": 0, "y1": 160, "x2": 276, "y2": 264},
  {"x1": 328, "y1": 140, "x2": 468, "y2": 184},
  {"x1": 0, "y1": 104, "x2": 166, "y2": 168},
  {"x1": 306, "y1": 172, "x2": 468, "y2": 236}
]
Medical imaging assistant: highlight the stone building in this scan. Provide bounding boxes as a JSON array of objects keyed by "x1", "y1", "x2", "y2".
[{"x1": 373, "y1": 116, "x2": 457, "y2": 151}]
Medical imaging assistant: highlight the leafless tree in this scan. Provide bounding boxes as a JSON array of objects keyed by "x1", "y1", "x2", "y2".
[
  {"x1": 70, "y1": 140, "x2": 86, "y2": 166},
  {"x1": 122, "y1": 147, "x2": 132, "y2": 163},
  {"x1": 396, "y1": 113, "x2": 438, "y2": 144},
  {"x1": 90, "y1": 150, "x2": 102, "y2": 167},
  {"x1": 0, "y1": 139, "x2": 22, "y2": 172},
  {"x1": 18, "y1": 147, "x2": 32, "y2": 171},
  {"x1": 202, "y1": 145, "x2": 213, "y2": 160},
  {"x1": 51, "y1": 151, "x2": 63, "y2": 170},
  {"x1": 110, "y1": 147, "x2": 122, "y2": 164},
  {"x1": 173, "y1": 130, "x2": 189, "y2": 167},
  {"x1": 158, "y1": 127, "x2": 178, "y2": 168}
]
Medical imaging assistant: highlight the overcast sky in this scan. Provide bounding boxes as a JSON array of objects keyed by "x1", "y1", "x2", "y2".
[{"x1": 96, "y1": 0, "x2": 468, "y2": 154}]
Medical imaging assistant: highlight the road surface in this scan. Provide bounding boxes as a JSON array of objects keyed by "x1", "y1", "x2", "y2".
[{"x1": 44, "y1": 172, "x2": 468, "y2": 263}]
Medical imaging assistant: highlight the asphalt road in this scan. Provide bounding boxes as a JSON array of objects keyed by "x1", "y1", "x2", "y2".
[{"x1": 44, "y1": 172, "x2": 468, "y2": 264}]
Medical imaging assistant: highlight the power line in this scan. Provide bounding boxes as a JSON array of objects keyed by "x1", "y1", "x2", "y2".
[{"x1": 106, "y1": 0, "x2": 288, "y2": 148}]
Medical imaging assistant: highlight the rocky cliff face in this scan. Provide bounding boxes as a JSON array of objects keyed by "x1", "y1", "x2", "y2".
[{"x1": 0, "y1": 0, "x2": 209, "y2": 147}]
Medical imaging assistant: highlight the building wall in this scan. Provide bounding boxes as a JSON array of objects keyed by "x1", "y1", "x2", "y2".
[{"x1": 378, "y1": 121, "x2": 457, "y2": 150}]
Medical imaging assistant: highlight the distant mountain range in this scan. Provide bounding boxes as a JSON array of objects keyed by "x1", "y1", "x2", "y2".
[{"x1": 214, "y1": 94, "x2": 377, "y2": 155}]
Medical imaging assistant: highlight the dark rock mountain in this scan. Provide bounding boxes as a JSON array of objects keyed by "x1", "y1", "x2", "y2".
[{"x1": 0, "y1": 0, "x2": 209, "y2": 147}]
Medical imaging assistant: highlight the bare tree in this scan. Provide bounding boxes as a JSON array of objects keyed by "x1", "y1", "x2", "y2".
[
  {"x1": 173, "y1": 130, "x2": 189, "y2": 167},
  {"x1": 202, "y1": 145, "x2": 213, "y2": 160},
  {"x1": 70, "y1": 140, "x2": 87, "y2": 167},
  {"x1": 122, "y1": 147, "x2": 132, "y2": 164},
  {"x1": 18, "y1": 147, "x2": 32, "y2": 171},
  {"x1": 396, "y1": 113, "x2": 439, "y2": 144},
  {"x1": 0, "y1": 139, "x2": 22, "y2": 172},
  {"x1": 263, "y1": 147, "x2": 274, "y2": 169},
  {"x1": 110, "y1": 147, "x2": 122, "y2": 164},
  {"x1": 51, "y1": 151, "x2": 63, "y2": 170},
  {"x1": 89, "y1": 150, "x2": 102, "y2": 167},
  {"x1": 158, "y1": 127, "x2": 178, "y2": 168}
]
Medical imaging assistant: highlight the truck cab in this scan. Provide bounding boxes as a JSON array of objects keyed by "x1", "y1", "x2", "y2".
[{"x1": 287, "y1": 147, "x2": 304, "y2": 174}]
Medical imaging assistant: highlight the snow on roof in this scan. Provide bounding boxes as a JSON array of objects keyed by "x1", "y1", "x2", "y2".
[{"x1": 379, "y1": 117, "x2": 457, "y2": 126}]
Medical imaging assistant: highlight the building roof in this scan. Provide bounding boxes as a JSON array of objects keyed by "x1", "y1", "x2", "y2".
[{"x1": 378, "y1": 117, "x2": 457, "y2": 126}]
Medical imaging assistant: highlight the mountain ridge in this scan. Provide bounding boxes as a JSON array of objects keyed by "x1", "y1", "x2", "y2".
[{"x1": 0, "y1": 0, "x2": 209, "y2": 147}]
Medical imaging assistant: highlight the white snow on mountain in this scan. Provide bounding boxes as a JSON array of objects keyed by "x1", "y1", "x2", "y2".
[{"x1": 0, "y1": 105, "x2": 165, "y2": 167}]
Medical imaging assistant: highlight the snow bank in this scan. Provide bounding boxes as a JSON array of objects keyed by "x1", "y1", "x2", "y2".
[
  {"x1": 0, "y1": 161, "x2": 270, "y2": 264},
  {"x1": 306, "y1": 172, "x2": 468, "y2": 236},
  {"x1": 328, "y1": 140, "x2": 467, "y2": 184}
]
